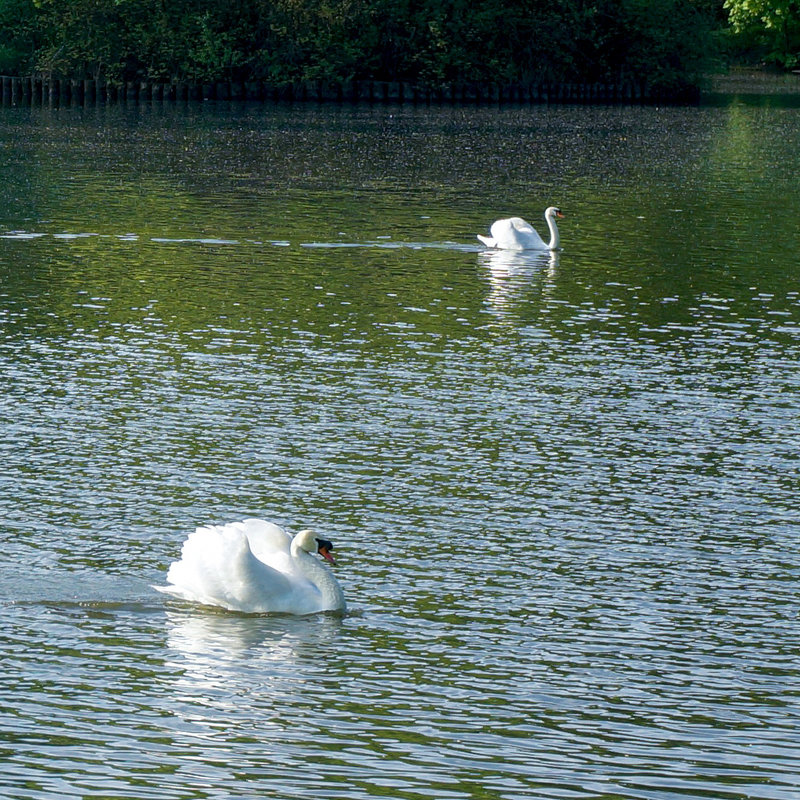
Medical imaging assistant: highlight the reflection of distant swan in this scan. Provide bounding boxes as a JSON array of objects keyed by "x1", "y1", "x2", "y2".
[
  {"x1": 481, "y1": 249, "x2": 559, "y2": 318},
  {"x1": 478, "y1": 207, "x2": 564, "y2": 250},
  {"x1": 482, "y1": 247, "x2": 558, "y2": 274},
  {"x1": 155, "y1": 520, "x2": 346, "y2": 615}
]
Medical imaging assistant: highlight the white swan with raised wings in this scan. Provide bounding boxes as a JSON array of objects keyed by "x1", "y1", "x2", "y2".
[
  {"x1": 478, "y1": 206, "x2": 564, "y2": 250},
  {"x1": 155, "y1": 519, "x2": 346, "y2": 615}
]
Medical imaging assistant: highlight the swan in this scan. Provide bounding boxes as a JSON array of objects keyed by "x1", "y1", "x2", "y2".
[
  {"x1": 154, "y1": 519, "x2": 346, "y2": 615},
  {"x1": 478, "y1": 206, "x2": 564, "y2": 250}
]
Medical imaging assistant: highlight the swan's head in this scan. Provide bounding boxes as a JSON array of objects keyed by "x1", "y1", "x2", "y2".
[
  {"x1": 316, "y1": 538, "x2": 336, "y2": 564},
  {"x1": 545, "y1": 206, "x2": 564, "y2": 220},
  {"x1": 295, "y1": 529, "x2": 337, "y2": 564}
]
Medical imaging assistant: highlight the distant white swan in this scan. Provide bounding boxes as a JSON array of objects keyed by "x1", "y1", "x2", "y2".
[
  {"x1": 478, "y1": 206, "x2": 564, "y2": 250},
  {"x1": 155, "y1": 519, "x2": 346, "y2": 615}
]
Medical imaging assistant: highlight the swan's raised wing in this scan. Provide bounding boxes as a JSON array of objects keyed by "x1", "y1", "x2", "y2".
[
  {"x1": 237, "y1": 519, "x2": 294, "y2": 573},
  {"x1": 158, "y1": 524, "x2": 301, "y2": 612},
  {"x1": 480, "y1": 217, "x2": 539, "y2": 249},
  {"x1": 490, "y1": 217, "x2": 546, "y2": 249},
  {"x1": 506, "y1": 217, "x2": 537, "y2": 234}
]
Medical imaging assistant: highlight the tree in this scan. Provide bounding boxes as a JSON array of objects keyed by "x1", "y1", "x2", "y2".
[
  {"x1": 724, "y1": 0, "x2": 800, "y2": 67},
  {"x1": 0, "y1": 0, "x2": 40, "y2": 73},
  {"x1": 0, "y1": 0, "x2": 721, "y2": 91}
]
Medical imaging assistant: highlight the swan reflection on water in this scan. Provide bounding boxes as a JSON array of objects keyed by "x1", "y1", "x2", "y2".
[
  {"x1": 165, "y1": 608, "x2": 343, "y2": 664},
  {"x1": 482, "y1": 247, "x2": 560, "y2": 273},
  {"x1": 162, "y1": 609, "x2": 344, "y2": 717},
  {"x1": 481, "y1": 248, "x2": 559, "y2": 318}
]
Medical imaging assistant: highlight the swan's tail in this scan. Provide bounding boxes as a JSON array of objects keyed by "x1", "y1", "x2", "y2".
[{"x1": 477, "y1": 234, "x2": 496, "y2": 248}]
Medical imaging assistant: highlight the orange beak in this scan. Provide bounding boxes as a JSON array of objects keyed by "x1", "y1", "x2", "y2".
[
  {"x1": 556, "y1": 210, "x2": 565, "y2": 218},
  {"x1": 318, "y1": 544, "x2": 336, "y2": 564}
]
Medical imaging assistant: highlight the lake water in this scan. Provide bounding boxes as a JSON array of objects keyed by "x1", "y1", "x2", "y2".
[{"x1": 1, "y1": 98, "x2": 799, "y2": 799}]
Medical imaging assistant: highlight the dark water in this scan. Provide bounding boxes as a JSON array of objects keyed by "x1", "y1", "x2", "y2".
[{"x1": 1, "y1": 100, "x2": 799, "y2": 799}]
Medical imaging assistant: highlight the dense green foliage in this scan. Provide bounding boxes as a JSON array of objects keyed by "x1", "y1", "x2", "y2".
[
  {"x1": 0, "y1": 0, "x2": 789, "y2": 93},
  {"x1": 724, "y1": 0, "x2": 800, "y2": 66}
]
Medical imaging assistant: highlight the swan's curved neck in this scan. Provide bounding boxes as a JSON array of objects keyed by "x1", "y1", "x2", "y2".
[
  {"x1": 546, "y1": 215, "x2": 560, "y2": 250},
  {"x1": 293, "y1": 544, "x2": 346, "y2": 611}
]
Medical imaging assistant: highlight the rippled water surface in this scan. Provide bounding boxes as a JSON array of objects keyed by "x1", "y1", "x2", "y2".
[{"x1": 1, "y1": 100, "x2": 799, "y2": 799}]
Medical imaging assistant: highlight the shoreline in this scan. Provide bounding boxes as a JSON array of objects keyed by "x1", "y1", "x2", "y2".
[
  {"x1": 0, "y1": 75, "x2": 699, "y2": 107},
  {"x1": 3, "y1": 71, "x2": 798, "y2": 109},
  {"x1": 706, "y1": 68, "x2": 800, "y2": 95}
]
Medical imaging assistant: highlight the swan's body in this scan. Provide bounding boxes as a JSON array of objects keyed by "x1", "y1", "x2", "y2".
[
  {"x1": 155, "y1": 519, "x2": 346, "y2": 615},
  {"x1": 478, "y1": 206, "x2": 564, "y2": 250}
]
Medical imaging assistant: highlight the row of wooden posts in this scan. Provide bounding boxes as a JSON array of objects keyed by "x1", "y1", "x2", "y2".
[{"x1": 0, "y1": 75, "x2": 698, "y2": 107}]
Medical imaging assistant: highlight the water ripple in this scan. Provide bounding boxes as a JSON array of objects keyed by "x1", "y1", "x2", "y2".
[{"x1": 1, "y1": 102, "x2": 799, "y2": 800}]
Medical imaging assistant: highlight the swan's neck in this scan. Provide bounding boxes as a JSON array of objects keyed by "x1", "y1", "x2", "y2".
[
  {"x1": 546, "y1": 215, "x2": 560, "y2": 250},
  {"x1": 292, "y1": 544, "x2": 346, "y2": 611}
]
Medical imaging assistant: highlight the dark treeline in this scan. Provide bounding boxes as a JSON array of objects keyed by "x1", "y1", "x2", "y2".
[{"x1": 0, "y1": 0, "x2": 784, "y2": 98}]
